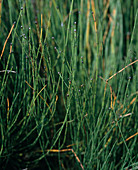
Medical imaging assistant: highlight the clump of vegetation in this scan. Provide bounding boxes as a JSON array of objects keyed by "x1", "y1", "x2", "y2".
[{"x1": 0, "y1": 0, "x2": 138, "y2": 169}]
